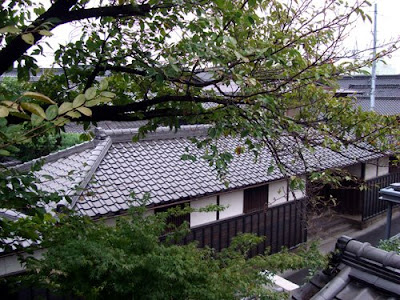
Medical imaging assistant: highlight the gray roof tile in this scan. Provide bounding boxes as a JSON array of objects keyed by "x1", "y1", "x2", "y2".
[
  {"x1": 339, "y1": 75, "x2": 400, "y2": 115},
  {"x1": 21, "y1": 125, "x2": 385, "y2": 218}
]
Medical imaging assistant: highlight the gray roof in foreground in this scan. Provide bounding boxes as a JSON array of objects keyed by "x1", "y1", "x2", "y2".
[
  {"x1": 338, "y1": 74, "x2": 400, "y2": 115},
  {"x1": 15, "y1": 125, "x2": 384, "y2": 218},
  {"x1": 292, "y1": 235, "x2": 400, "y2": 299}
]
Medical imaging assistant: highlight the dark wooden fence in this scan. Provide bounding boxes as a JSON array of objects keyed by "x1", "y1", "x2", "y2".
[
  {"x1": 182, "y1": 198, "x2": 307, "y2": 255},
  {"x1": 362, "y1": 172, "x2": 400, "y2": 221}
]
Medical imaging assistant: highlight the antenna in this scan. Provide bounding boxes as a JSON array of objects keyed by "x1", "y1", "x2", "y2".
[{"x1": 370, "y1": 3, "x2": 377, "y2": 112}]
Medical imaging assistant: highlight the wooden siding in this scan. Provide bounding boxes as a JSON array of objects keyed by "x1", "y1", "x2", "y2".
[
  {"x1": 183, "y1": 199, "x2": 307, "y2": 256},
  {"x1": 362, "y1": 171, "x2": 400, "y2": 221},
  {"x1": 243, "y1": 184, "x2": 269, "y2": 213}
]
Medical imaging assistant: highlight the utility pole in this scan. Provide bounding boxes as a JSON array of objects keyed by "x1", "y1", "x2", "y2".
[{"x1": 370, "y1": 3, "x2": 377, "y2": 112}]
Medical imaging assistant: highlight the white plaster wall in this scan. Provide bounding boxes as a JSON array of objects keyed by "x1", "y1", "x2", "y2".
[
  {"x1": 365, "y1": 159, "x2": 378, "y2": 180},
  {"x1": 288, "y1": 176, "x2": 306, "y2": 201},
  {"x1": 219, "y1": 190, "x2": 244, "y2": 220},
  {"x1": 144, "y1": 209, "x2": 155, "y2": 217},
  {"x1": 378, "y1": 156, "x2": 389, "y2": 177},
  {"x1": 345, "y1": 163, "x2": 362, "y2": 178},
  {"x1": 102, "y1": 218, "x2": 117, "y2": 226},
  {"x1": 0, "y1": 249, "x2": 45, "y2": 277},
  {"x1": 190, "y1": 196, "x2": 217, "y2": 227},
  {"x1": 268, "y1": 180, "x2": 288, "y2": 207}
]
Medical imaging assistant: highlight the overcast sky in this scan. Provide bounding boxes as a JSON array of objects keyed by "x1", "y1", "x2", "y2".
[
  {"x1": 35, "y1": 0, "x2": 400, "y2": 74},
  {"x1": 345, "y1": 0, "x2": 400, "y2": 74}
]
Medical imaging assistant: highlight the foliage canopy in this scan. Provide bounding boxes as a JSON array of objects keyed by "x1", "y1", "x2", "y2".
[
  {"x1": 0, "y1": 0, "x2": 398, "y2": 173},
  {"x1": 17, "y1": 205, "x2": 326, "y2": 299},
  {"x1": 0, "y1": 0, "x2": 399, "y2": 296}
]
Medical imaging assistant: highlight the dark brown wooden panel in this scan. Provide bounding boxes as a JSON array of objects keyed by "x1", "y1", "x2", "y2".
[{"x1": 244, "y1": 184, "x2": 268, "y2": 213}]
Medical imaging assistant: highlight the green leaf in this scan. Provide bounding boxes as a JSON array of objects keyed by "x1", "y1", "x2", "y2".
[
  {"x1": 10, "y1": 111, "x2": 30, "y2": 120},
  {"x1": 21, "y1": 102, "x2": 46, "y2": 119},
  {"x1": 53, "y1": 117, "x2": 69, "y2": 126},
  {"x1": 0, "y1": 106, "x2": 9, "y2": 118},
  {"x1": 0, "y1": 149, "x2": 10, "y2": 156},
  {"x1": 76, "y1": 107, "x2": 92, "y2": 117},
  {"x1": 31, "y1": 114, "x2": 43, "y2": 126},
  {"x1": 0, "y1": 25, "x2": 21, "y2": 34},
  {"x1": 58, "y1": 102, "x2": 73, "y2": 115},
  {"x1": 85, "y1": 99, "x2": 102, "y2": 107},
  {"x1": 23, "y1": 92, "x2": 55, "y2": 104},
  {"x1": 45, "y1": 105, "x2": 58, "y2": 120},
  {"x1": 267, "y1": 166, "x2": 274, "y2": 174},
  {"x1": 99, "y1": 79, "x2": 108, "y2": 90},
  {"x1": 66, "y1": 111, "x2": 81, "y2": 119},
  {"x1": 38, "y1": 30, "x2": 53, "y2": 37},
  {"x1": 73, "y1": 94, "x2": 86, "y2": 108},
  {"x1": 21, "y1": 33, "x2": 35, "y2": 45},
  {"x1": 84, "y1": 87, "x2": 97, "y2": 100},
  {"x1": 100, "y1": 91, "x2": 116, "y2": 98}
]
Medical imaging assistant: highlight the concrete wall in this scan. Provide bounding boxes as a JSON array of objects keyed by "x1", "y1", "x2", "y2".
[
  {"x1": 190, "y1": 196, "x2": 217, "y2": 227},
  {"x1": 219, "y1": 190, "x2": 244, "y2": 220}
]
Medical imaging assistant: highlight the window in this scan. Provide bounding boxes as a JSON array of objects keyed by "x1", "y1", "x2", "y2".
[
  {"x1": 243, "y1": 184, "x2": 268, "y2": 213},
  {"x1": 155, "y1": 203, "x2": 190, "y2": 228}
]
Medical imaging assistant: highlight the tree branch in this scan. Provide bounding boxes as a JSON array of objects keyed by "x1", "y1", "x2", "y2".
[
  {"x1": 57, "y1": 4, "x2": 151, "y2": 25},
  {"x1": 88, "y1": 95, "x2": 231, "y2": 120},
  {"x1": 0, "y1": 2, "x2": 152, "y2": 76}
]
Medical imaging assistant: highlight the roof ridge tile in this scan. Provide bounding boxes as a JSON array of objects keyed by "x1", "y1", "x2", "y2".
[
  {"x1": 15, "y1": 140, "x2": 96, "y2": 172},
  {"x1": 69, "y1": 136, "x2": 112, "y2": 209},
  {"x1": 97, "y1": 125, "x2": 210, "y2": 142}
]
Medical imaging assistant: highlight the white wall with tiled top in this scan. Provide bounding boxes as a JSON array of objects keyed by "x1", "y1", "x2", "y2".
[
  {"x1": 268, "y1": 180, "x2": 288, "y2": 207},
  {"x1": 268, "y1": 177, "x2": 306, "y2": 206},
  {"x1": 219, "y1": 190, "x2": 243, "y2": 220},
  {"x1": 365, "y1": 156, "x2": 390, "y2": 180},
  {"x1": 345, "y1": 163, "x2": 362, "y2": 178},
  {"x1": 365, "y1": 160, "x2": 378, "y2": 180},
  {"x1": 289, "y1": 176, "x2": 306, "y2": 201},
  {"x1": 190, "y1": 196, "x2": 217, "y2": 227},
  {"x1": 378, "y1": 156, "x2": 389, "y2": 177}
]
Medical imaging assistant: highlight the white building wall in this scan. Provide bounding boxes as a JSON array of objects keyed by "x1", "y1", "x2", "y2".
[
  {"x1": 103, "y1": 218, "x2": 117, "y2": 226},
  {"x1": 219, "y1": 190, "x2": 244, "y2": 220},
  {"x1": 190, "y1": 196, "x2": 217, "y2": 227},
  {"x1": 288, "y1": 176, "x2": 306, "y2": 201},
  {"x1": 365, "y1": 159, "x2": 378, "y2": 180},
  {"x1": 268, "y1": 180, "x2": 288, "y2": 207},
  {"x1": 345, "y1": 163, "x2": 362, "y2": 178},
  {"x1": 378, "y1": 156, "x2": 389, "y2": 177}
]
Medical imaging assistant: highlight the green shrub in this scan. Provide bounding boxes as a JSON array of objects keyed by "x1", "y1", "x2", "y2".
[{"x1": 378, "y1": 237, "x2": 400, "y2": 254}]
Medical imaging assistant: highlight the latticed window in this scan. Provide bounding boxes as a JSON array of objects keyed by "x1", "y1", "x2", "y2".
[
  {"x1": 243, "y1": 184, "x2": 268, "y2": 213},
  {"x1": 155, "y1": 203, "x2": 190, "y2": 228}
]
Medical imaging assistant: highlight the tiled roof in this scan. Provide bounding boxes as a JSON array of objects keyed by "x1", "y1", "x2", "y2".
[
  {"x1": 14, "y1": 125, "x2": 384, "y2": 218},
  {"x1": 338, "y1": 75, "x2": 400, "y2": 115},
  {"x1": 64, "y1": 120, "x2": 148, "y2": 133},
  {"x1": 292, "y1": 236, "x2": 400, "y2": 299}
]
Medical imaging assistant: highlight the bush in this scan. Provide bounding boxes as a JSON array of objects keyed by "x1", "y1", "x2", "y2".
[
  {"x1": 17, "y1": 132, "x2": 83, "y2": 162},
  {"x1": 378, "y1": 237, "x2": 400, "y2": 254}
]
